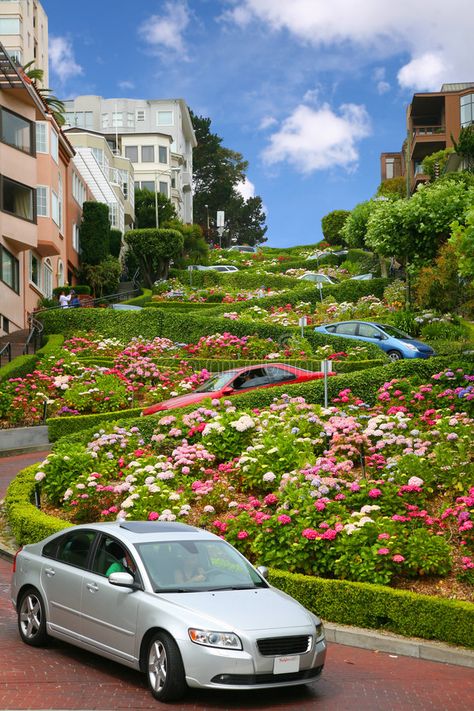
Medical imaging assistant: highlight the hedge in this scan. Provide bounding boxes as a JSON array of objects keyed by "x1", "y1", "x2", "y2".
[
  {"x1": 47, "y1": 406, "x2": 144, "y2": 442},
  {"x1": 36, "y1": 308, "x2": 384, "y2": 359},
  {"x1": 0, "y1": 334, "x2": 65, "y2": 382},
  {"x1": 170, "y1": 269, "x2": 297, "y2": 291},
  {"x1": 122, "y1": 288, "x2": 152, "y2": 307},
  {"x1": 4, "y1": 465, "x2": 72, "y2": 545},
  {"x1": 4, "y1": 469, "x2": 472, "y2": 647},
  {"x1": 268, "y1": 569, "x2": 474, "y2": 649},
  {"x1": 155, "y1": 357, "x2": 387, "y2": 373}
]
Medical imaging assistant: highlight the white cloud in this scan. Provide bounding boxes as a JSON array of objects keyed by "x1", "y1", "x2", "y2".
[
  {"x1": 377, "y1": 81, "x2": 390, "y2": 94},
  {"x1": 236, "y1": 177, "x2": 256, "y2": 200},
  {"x1": 262, "y1": 102, "x2": 371, "y2": 174},
  {"x1": 224, "y1": 0, "x2": 474, "y2": 91},
  {"x1": 49, "y1": 36, "x2": 83, "y2": 84},
  {"x1": 118, "y1": 80, "x2": 135, "y2": 91},
  {"x1": 138, "y1": 1, "x2": 190, "y2": 56},
  {"x1": 259, "y1": 115, "x2": 278, "y2": 130}
]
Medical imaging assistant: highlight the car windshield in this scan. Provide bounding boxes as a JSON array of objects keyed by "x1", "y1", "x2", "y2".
[
  {"x1": 136, "y1": 539, "x2": 268, "y2": 593},
  {"x1": 379, "y1": 324, "x2": 412, "y2": 338},
  {"x1": 193, "y1": 371, "x2": 237, "y2": 393}
]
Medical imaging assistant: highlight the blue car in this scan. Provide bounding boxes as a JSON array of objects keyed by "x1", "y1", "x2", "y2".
[{"x1": 314, "y1": 320, "x2": 435, "y2": 361}]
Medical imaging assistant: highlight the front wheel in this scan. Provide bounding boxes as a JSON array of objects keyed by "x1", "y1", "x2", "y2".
[
  {"x1": 147, "y1": 632, "x2": 186, "y2": 702},
  {"x1": 18, "y1": 588, "x2": 48, "y2": 647},
  {"x1": 387, "y1": 350, "x2": 403, "y2": 362}
]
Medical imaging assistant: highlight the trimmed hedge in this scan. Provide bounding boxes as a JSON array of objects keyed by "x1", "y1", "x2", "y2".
[
  {"x1": 47, "y1": 406, "x2": 144, "y2": 442},
  {"x1": 171, "y1": 269, "x2": 296, "y2": 291},
  {"x1": 4, "y1": 465, "x2": 72, "y2": 545},
  {"x1": 268, "y1": 569, "x2": 474, "y2": 649},
  {"x1": 155, "y1": 357, "x2": 386, "y2": 373},
  {"x1": 122, "y1": 288, "x2": 152, "y2": 307}
]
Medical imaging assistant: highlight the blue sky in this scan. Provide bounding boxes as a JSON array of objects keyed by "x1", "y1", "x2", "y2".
[{"x1": 44, "y1": 0, "x2": 473, "y2": 247}]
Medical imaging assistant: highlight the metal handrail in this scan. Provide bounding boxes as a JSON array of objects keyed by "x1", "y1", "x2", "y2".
[
  {"x1": 0, "y1": 342, "x2": 12, "y2": 367},
  {"x1": 23, "y1": 314, "x2": 45, "y2": 355},
  {"x1": 31, "y1": 287, "x2": 142, "y2": 318}
]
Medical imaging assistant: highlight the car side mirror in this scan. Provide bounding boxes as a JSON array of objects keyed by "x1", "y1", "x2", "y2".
[
  {"x1": 222, "y1": 386, "x2": 234, "y2": 394},
  {"x1": 108, "y1": 572, "x2": 139, "y2": 589},
  {"x1": 257, "y1": 566, "x2": 269, "y2": 579}
]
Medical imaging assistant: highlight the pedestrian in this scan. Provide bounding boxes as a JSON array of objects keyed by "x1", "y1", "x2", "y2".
[
  {"x1": 58, "y1": 290, "x2": 71, "y2": 308},
  {"x1": 70, "y1": 290, "x2": 81, "y2": 308}
]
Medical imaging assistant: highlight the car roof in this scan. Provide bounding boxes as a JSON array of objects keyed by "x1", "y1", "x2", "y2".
[
  {"x1": 321, "y1": 320, "x2": 381, "y2": 327},
  {"x1": 64, "y1": 521, "x2": 219, "y2": 545}
]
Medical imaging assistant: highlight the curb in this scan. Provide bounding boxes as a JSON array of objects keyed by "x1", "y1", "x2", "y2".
[{"x1": 1, "y1": 539, "x2": 472, "y2": 669}]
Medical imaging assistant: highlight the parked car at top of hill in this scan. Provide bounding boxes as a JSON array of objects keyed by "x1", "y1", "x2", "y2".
[
  {"x1": 298, "y1": 273, "x2": 340, "y2": 285},
  {"x1": 314, "y1": 321, "x2": 435, "y2": 361},
  {"x1": 11, "y1": 521, "x2": 326, "y2": 702},
  {"x1": 228, "y1": 245, "x2": 258, "y2": 253},
  {"x1": 189, "y1": 265, "x2": 239, "y2": 273},
  {"x1": 142, "y1": 363, "x2": 336, "y2": 415}
]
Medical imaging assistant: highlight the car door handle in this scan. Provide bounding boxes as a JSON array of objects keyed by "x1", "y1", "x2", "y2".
[
  {"x1": 86, "y1": 582, "x2": 99, "y2": 592},
  {"x1": 44, "y1": 567, "x2": 55, "y2": 577}
]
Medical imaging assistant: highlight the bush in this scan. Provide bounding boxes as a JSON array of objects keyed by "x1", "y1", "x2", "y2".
[
  {"x1": 420, "y1": 321, "x2": 470, "y2": 341},
  {"x1": 269, "y1": 569, "x2": 474, "y2": 648},
  {"x1": 47, "y1": 406, "x2": 144, "y2": 442},
  {"x1": 123, "y1": 289, "x2": 152, "y2": 307},
  {"x1": 52, "y1": 285, "x2": 91, "y2": 297},
  {"x1": 0, "y1": 334, "x2": 64, "y2": 382},
  {"x1": 4, "y1": 465, "x2": 72, "y2": 545}
]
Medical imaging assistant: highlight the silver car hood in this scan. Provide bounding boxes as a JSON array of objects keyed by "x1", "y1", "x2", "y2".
[{"x1": 157, "y1": 587, "x2": 313, "y2": 631}]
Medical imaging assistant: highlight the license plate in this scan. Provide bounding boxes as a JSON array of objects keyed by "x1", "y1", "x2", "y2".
[{"x1": 273, "y1": 655, "x2": 300, "y2": 674}]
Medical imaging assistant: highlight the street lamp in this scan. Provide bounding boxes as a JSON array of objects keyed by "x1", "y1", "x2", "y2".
[{"x1": 204, "y1": 204, "x2": 210, "y2": 232}]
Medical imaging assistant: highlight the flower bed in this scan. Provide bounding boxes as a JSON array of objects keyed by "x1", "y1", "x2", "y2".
[{"x1": 27, "y1": 368, "x2": 474, "y2": 596}]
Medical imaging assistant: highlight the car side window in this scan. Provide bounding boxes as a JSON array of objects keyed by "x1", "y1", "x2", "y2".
[
  {"x1": 335, "y1": 323, "x2": 358, "y2": 335},
  {"x1": 357, "y1": 324, "x2": 380, "y2": 338},
  {"x1": 92, "y1": 536, "x2": 137, "y2": 578},
  {"x1": 56, "y1": 531, "x2": 96, "y2": 569},
  {"x1": 266, "y1": 367, "x2": 297, "y2": 384},
  {"x1": 233, "y1": 368, "x2": 270, "y2": 389}
]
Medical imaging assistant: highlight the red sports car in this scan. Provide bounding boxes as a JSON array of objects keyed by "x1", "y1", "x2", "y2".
[{"x1": 142, "y1": 363, "x2": 335, "y2": 415}]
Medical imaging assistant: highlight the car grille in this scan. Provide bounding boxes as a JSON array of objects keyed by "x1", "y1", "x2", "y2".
[
  {"x1": 211, "y1": 666, "x2": 323, "y2": 685},
  {"x1": 257, "y1": 635, "x2": 312, "y2": 656}
]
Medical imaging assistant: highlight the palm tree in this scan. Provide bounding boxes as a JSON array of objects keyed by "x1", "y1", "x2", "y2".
[{"x1": 22, "y1": 61, "x2": 66, "y2": 126}]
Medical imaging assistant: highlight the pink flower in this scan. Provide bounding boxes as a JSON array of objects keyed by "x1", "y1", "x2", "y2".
[
  {"x1": 377, "y1": 548, "x2": 390, "y2": 555},
  {"x1": 148, "y1": 511, "x2": 159, "y2": 520},
  {"x1": 302, "y1": 528, "x2": 319, "y2": 539},
  {"x1": 237, "y1": 530, "x2": 249, "y2": 539},
  {"x1": 377, "y1": 533, "x2": 390, "y2": 540},
  {"x1": 277, "y1": 514, "x2": 292, "y2": 525},
  {"x1": 392, "y1": 555, "x2": 405, "y2": 563},
  {"x1": 369, "y1": 488, "x2": 382, "y2": 498}
]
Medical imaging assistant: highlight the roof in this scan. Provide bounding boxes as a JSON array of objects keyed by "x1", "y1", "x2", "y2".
[{"x1": 440, "y1": 83, "x2": 474, "y2": 92}]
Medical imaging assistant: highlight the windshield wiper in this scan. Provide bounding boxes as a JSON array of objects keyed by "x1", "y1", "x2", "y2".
[{"x1": 154, "y1": 587, "x2": 197, "y2": 593}]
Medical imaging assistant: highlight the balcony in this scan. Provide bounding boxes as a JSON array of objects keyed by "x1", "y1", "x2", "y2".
[{"x1": 410, "y1": 125, "x2": 446, "y2": 157}]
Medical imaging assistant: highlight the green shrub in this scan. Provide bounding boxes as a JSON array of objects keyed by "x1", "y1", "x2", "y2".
[
  {"x1": 47, "y1": 406, "x2": 144, "y2": 441},
  {"x1": 269, "y1": 569, "x2": 474, "y2": 648},
  {"x1": 123, "y1": 288, "x2": 152, "y2": 307},
  {"x1": 0, "y1": 334, "x2": 64, "y2": 382},
  {"x1": 4, "y1": 465, "x2": 72, "y2": 545},
  {"x1": 52, "y1": 285, "x2": 91, "y2": 296},
  {"x1": 420, "y1": 321, "x2": 470, "y2": 341}
]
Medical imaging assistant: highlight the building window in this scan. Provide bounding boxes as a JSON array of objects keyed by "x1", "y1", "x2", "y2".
[
  {"x1": 101, "y1": 113, "x2": 109, "y2": 129},
  {"x1": 158, "y1": 146, "x2": 167, "y2": 164},
  {"x1": 125, "y1": 145, "x2": 138, "y2": 162},
  {"x1": 0, "y1": 107, "x2": 34, "y2": 154},
  {"x1": 127, "y1": 112, "x2": 134, "y2": 127},
  {"x1": 58, "y1": 173, "x2": 63, "y2": 233},
  {"x1": 141, "y1": 145, "x2": 154, "y2": 162},
  {"x1": 140, "y1": 180, "x2": 155, "y2": 192},
  {"x1": 36, "y1": 122, "x2": 48, "y2": 153},
  {"x1": 159, "y1": 181, "x2": 168, "y2": 197},
  {"x1": 57, "y1": 259, "x2": 64, "y2": 287},
  {"x1": 7, "y1": 48, "x2": 21, "y2": 64},
  {"x1": 1, "y1": 175, "x2": 35, "y2": 221},
  {"x1": 72, "y1": 223, "x2": 80, "y2": 252},
  {"x1": 112, "y1": 112, "x2": 123, "y2": 127},
  {"x1": 109, "y1": 202, "x2": 118, "y2": 227},
  {"x1": 36, "y1": 186, "x2": 48, "y2": 216},
  {"x1": 0, "y1": 245, "x2": 20, "y2": 293},
  {"x1": 50, "y1": 129, "x2": 58, "y2": 162},
  {"x1": 156, "y1": 111, "x2": 173, "y2": 126},
  {"x1": 460, "y1": 93, "x2": 474, "y2": 128},
  {"x1": 385, "y1": 157, "x2": 394, "y2": 179},
  {"x1": 43, "y1": 258, "x2": 53, "y2": 297},
  {"x1": 136, "y1": 110, "x2": 145, "y2": 122},
  {"x1": 30, "y1": 252, "x2": 40, "y2": 288},
  {"x1": 72, "y1": 172, "x2": 86, "y2": 206},
  {"x1": 0, "y1": 17, "x2": 21, "y2": 34},
  {"x1": 91, "y1": 147, "x2": 104, "y2": 166},
  {"x1": 51, "y1": 190, "x2": 59, "y2": 225}
]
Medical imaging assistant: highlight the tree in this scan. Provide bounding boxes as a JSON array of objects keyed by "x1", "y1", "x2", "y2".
[
  {"x1": 340, "y1": 200, "x2": 378, "y2": 248},
  {"x1": 134, "y1": 189, "x2": 177, "y2": 229},
  {"x1": 79, "y1": 202, "x2": 110, "y2": 265},
  {"x1": 124, "y1": 228, "x2": 184, "y2": 287},
  {"x1": 109, "y1": 229, "x2": 122, "y2": 258},
  {"x1": 22, "y1": 61, "x2": 66, "y2": 126},
  {"x1": 321, "y1": 210, "x2": 350, "y2": 245},
  {"x1": 84, "y1": 256, "x2": 121, "y2": 297},
  {"x1": 414, "y1": 243, "x2": 465, "y2": 311},
  {"x1": 167, "y1": 222, "x2": 209, "y2": 265},
  {"x1": 421, "y1": 148, "x2": 454, "y2": 181},
  {"x1": 190, "y1": 110, "x2": 267, "y2": 245},
  {"x1": 376, "y1": 176, "x2": 406, "y2": 198},
  {"x1": 450, "y1": 208, "x2": 474, "y2": 283},
  {"x1": 452, "y1": 125, "x2": 474, "y2": 172}
]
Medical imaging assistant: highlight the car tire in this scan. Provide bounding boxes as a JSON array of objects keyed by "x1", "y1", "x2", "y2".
[
  {"x1": 147, "y1": 631, "x2": 187, "y2": 702},
  {"x1": 387, "y1": 350, "x2": 403, "y2": 361},
  {"x1": 18, "y1": 588, "x2": 48, "y2": 647}
]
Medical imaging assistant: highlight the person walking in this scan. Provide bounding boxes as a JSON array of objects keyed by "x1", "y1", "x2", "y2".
[{"x1": 58, "y1": 290, "x2": 71, "y2": 308}]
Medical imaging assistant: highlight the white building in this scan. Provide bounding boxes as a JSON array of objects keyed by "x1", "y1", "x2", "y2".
[
  {"x1": 63, "y1": 96, "x2": 196, "y2": 224},
  {"x1": 0, "y1": 0, "x2": 48, "y2": 84}
]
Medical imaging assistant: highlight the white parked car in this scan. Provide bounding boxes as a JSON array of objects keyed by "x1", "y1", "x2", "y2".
[
  {"x1": 228, "y1": 245, "x2": 258, "y2": 253},
  {"x1": 298, "y1": 273, "x2": 340, "y2": 285},
  {"x1": 11, "y1": 521, "x2": 326, "y2": 702}
]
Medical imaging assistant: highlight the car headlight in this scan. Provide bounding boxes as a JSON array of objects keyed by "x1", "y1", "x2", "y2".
[
  {"x1": 188, "y1": 629, "x2": 242, "y2": 650},
  {"x1": 315, "y1": 622, "x2": 325, "y2": 640},
  {"x1": 404, "y1": 343, "x2": 419, "y2": 352}
]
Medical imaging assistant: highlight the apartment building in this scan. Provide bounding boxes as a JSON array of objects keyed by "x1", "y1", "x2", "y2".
[
  {"x1": 381, "y1": 83, "x2": 474, "y2": 193},
  {"x1": 62, "y1": 96, "x2": 196, "y2": 224},
  {"x1": 65, "y1": 127, "x2": 135, "y2": 235},
  {"x1": 0, "y1": 0, "x2": 48, "y2": 83}
]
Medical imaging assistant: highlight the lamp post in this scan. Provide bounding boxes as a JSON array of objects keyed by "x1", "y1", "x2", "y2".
[
  {"x1": 154, "y1": 172, "x2": 159, "y2": 228},
  {"x1": 204, "y1": 204, "x2": 210, "y2": 232}
]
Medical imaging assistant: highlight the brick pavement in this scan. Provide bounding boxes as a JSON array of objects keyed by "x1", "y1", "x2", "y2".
[
  {"x1": 1, "y1": 557, "x2": 473, "y2": 711},
  {"x1": 0, "y1": 451, "x2": 49, "y2": 500}
]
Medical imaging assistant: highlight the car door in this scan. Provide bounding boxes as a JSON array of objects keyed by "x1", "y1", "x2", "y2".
[
  {"x1": 41, "y1": 530, "x2": 96, "y2": 639},
  {"x1": 333, "y1": 323, "x2": 359, "y2": 340},
  {"x1": 79, "y1": 535, "x2": 141, "y2": 662},
  {"x1": 266, "y1": 366, "x2": 298, "y2": 385}
]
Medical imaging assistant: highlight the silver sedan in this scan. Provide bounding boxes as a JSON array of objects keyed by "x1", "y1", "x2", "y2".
[{"x1": 11, "y1": 521, "x2": 326, "y2": 702}]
